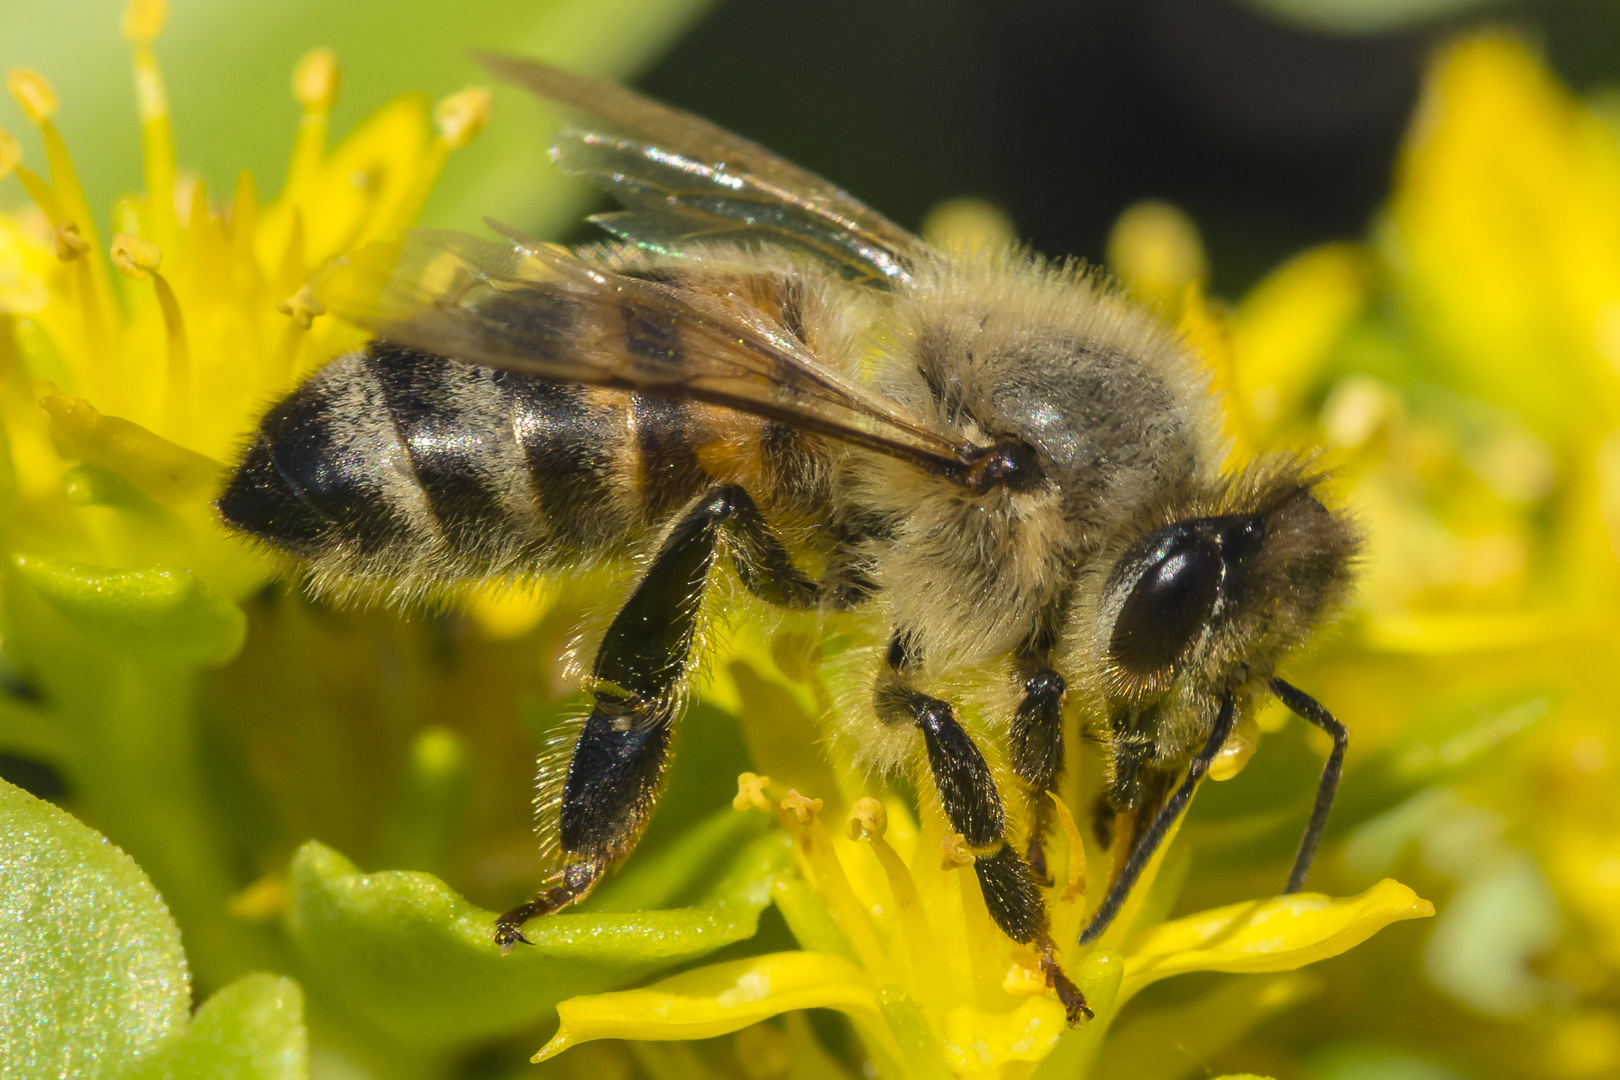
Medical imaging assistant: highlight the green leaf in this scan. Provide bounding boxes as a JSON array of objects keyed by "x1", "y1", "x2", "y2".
[
  {"x1": 0, "y1": 777, "x2": 190, "y2": 1078},
  {"x1": 587, "y1": 804, "x2": 772, "y2": 913},
  {"x1": 287, "y1": 824, "x2": 793, "y2": 1046},
  {"x1": 9, "y1": 554, "x2": 246, "y2": 666},
  {"x1": 130, "y1": 973, "x2": 308, "y2": 1080}
]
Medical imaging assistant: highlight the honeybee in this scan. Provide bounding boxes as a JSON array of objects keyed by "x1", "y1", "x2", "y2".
[{"x1": 216, "y1": 55, "x2": 1358, "y2": 1024}]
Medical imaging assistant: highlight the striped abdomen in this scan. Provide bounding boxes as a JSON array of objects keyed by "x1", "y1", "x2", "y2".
[{"x1": 216, "y1": 341, "x2": 808, "y2": 590}]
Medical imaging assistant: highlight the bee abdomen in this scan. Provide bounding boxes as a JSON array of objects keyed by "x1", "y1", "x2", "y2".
[
  {"x1": 215, "y1": 342, "x2": 773, "y2": 590},
  {"x1": 217, "y1": 342, "x2": 650, "y2": 586}
]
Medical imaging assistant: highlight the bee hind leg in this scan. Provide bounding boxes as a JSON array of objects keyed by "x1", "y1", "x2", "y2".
[{"x1": 497, "y1": 485, "x2": 810, "y2": 951}]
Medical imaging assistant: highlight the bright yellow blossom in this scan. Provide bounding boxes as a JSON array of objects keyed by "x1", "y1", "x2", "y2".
[
  {"x1": 530, "y1": 751, "x2": 1428, "y2": 1077},
  {"x1": 0, "y1": 0, "x2": 487, "y2": 601}
]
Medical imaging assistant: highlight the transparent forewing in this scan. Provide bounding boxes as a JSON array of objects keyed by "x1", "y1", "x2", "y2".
[
  {"x1": 314, "y1": 230, "x2": 972, "y2": 469},
  {"x1": 475, "y1": 53, "x2": 929, "y2": 285}
]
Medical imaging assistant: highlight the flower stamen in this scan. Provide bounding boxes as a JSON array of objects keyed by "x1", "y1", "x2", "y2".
[
  {"x1": 0, "y1": 128, "x2": 20, "y2": 180},
  {"x1": 1047, "y1": 792, "x2": 1087, "y2": 904},
  {"x1": 53, "y1": 222, "x2": 89, "y2": 261},
  {"x1": 848, "y1": 797, "x2": 948, "y2": 1010},
  {"x1": 733, "y1": 771, "x2": 774, "y2": 813},
  {"x1": 772, "y1": 788, "x2": 892, "y2": 982},
  {"x1": 285, "y1": 48, "x2": 339, "y2": 205},
  {"x1": 112, "y1": 233, "x2": 190, "y2": 435},
  {"x1": 123, "y1": 0, "x2": 177, "y2": 244},
  {"x1": 950, "y1": 836, "x2": 1018, "y2": 1011},
  {"x1": 779, "y1": 789, "x2": 822, "y2": 826},
  {"x1": 390, "y1": 86, "x2": 493, "y2": 234},
  {"x1": 6, "y1": 68, "x2": 57, "y2": 125},
  {"x1": 277, "y1": 286, "x2": 325, "y2": 330},
  {"x1": 941, "y1": 832, "x2": 976, "y2": 870}
]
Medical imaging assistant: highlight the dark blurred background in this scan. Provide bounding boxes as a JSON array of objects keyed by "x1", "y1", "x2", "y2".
[
  {"x1": 7, "y1": 0, "x2": 1619, "y2": 299},
  {"x1": 636, "y1": 0, "x2": 1620, "y2": 295}
]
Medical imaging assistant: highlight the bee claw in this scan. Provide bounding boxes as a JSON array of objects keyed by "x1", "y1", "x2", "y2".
[
  {"x1": 494, "y1": 921, "x2": 534, "y2": 954},
  {"x1": 1041, "y1": 952, "x2": 1092, "y2": 1026}
]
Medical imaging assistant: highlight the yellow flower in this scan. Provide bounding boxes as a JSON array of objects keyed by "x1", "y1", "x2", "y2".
[
  {"x1": 1155, "y1": 28, "x2": 1620, "y2": 1080},
  {"x1": 0, "y1": 0, "x2": 488, "y2": 599},
  {"x1": 532, "y1": 771, "x2": 1429, "y2": 1078}
]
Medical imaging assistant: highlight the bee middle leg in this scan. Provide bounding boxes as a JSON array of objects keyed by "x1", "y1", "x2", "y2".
[
  {"x1": 1009, "y1": 666, "x2": 1066, "y2": 884},
  {"x1": 875, "y1": 637, "x2": 1091, "y2": 1022},
  {"x1": 495, "y1": 484, "x2": 815, "y2": 952}
]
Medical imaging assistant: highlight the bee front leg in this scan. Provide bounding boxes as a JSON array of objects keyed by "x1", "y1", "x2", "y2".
[
  {"x1": 1078, "y1": 692, "x2": 1236, "y2": 946},
  {"x1": 496, "y1": 486, "x2": 766, "y2": 953},
  {"x1": 874, "y1": 637, "x2": 1091, "y2": 1023},
  {"x1": 1010, "y1": 667, "x2": 1066, "y2": 884}
]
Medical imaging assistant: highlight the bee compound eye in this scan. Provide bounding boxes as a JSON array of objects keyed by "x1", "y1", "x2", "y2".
[{"x1": 1109, "y1": 537, "x2": 1222, "y2": 675}]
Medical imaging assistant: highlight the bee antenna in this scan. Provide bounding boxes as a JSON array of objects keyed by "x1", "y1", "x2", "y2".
[
  {"x1": 1078, "y1": 692, "x2": 1236, "y2": 947},
  {"x1": 1272, "y1": 678, "x2": 1348, "y2": 894}
]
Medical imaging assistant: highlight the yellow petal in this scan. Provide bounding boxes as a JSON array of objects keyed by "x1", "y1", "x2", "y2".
[
  {"x1": 1359, "y1": 610, "x2": 1578, "y2": 654},
  {"x1": 533, "y1": 951, "x2": 882, "y2": 1062},
  {"x1": 1107, "y1": 199, "x2": 1207, "y2": 315},
  {"x1": 940, "y1": 996, "x2": 1068, "y2": 1073},
  {"x1": 1390, "y1": 33, "x2": 1620, "y2": 444},
  {"x1": 1120, "y1": 879, "x2": 1433, "y2": 1000},
  {"x1": 1228, "y1": 242, "x2": 1371, "y2": 435}
]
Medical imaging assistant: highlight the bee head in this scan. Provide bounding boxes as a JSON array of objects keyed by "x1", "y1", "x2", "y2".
[{"x1": 1094, "y1": 462, "x2": 1358, "y2": 705}]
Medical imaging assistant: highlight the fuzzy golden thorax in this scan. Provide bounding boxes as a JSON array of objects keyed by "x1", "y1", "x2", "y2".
[
  {"x1": 839, "y1": 251, "x2": 1355, "y2": 779},
  {"x1": 853, "y1": 249, "x2": 1228, "y2": 673}
]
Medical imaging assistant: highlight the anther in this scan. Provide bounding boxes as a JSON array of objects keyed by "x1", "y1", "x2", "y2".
[
  {"x1": 846, "y1": 797, "x2": 887, "y2": 842},
  {"x1": 111, "y1": 233, "x2": 161, "y2": 278},
  {"x1": 292, "y1": 48, "x2": 340, "y2": 114},
  {"x1": 53, "y1": 222, "x2": 89, "y2": 262},
  {"x1": 435, "y1": 87, "x2": 492, "y2": 149},
  {"x1": 780, "y1": 789, "x2": 823, "y2": 825},
  {"x1": 941, "y1": 833, "x2": 976, "y2": 870},
  {"x1": 7, "y1": 69, "x2": 58, "y2": 125},
  {"x1": 732, "y1": 772, "x2": 773, "y2": 813},
  {"x1": 122, "y1": 0, "x2": 167, "y2": 45},
  {"x1": 0, "y1": 129, "x2": 19, "y2": 181},
  {"x1": 276, "y1": 286, "x2": 325, "y2": 329},
  {"x1": 1002, "y1": 956, "x2": 1048, "y2": 997}
]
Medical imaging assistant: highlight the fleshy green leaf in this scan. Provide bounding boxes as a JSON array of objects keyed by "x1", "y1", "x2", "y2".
[
  {"x1": 533, "y1": 951, "x2": 887, "y2": 1063},
  {"x1": 0, "y1": 777, "x2": 190, "y2": 1078},
  {"x1": 1121, "y1": 878, "x2": 1435, "y2": 999},
  {"x1": 130, "y1": 973, "x2": 308, "y2": 1080},
  {"x1": 287, "y1": 824, "x2": 792, "y2": 1046},
  {"x1": 588, "y1": 802, "x2": 771, "y2": 913},
  {"x1": 10, "y1": 554, "x2": 246, "y2": 666}
]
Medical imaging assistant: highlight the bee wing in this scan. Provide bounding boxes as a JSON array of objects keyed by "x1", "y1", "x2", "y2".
[
  {"x1": 473, "y1": 52, "x2": 929, "y2": 286},
  {"x1": 314, "y1": 228, "x2": 974, "y2": 471}
]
